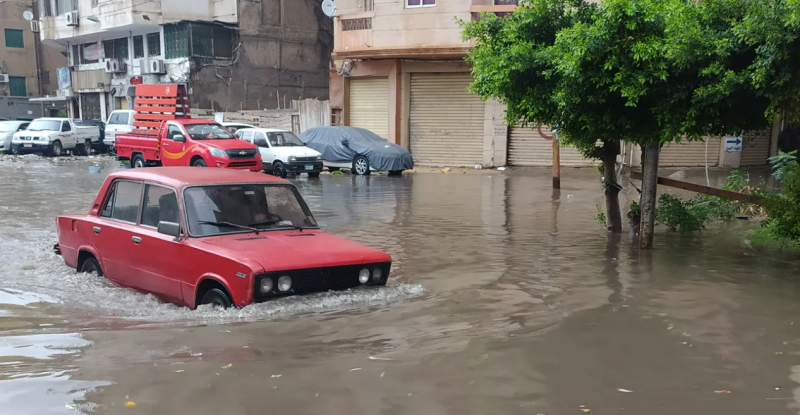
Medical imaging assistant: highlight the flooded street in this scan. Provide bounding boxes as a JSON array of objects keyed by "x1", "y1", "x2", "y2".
[{"x1": 2, "y1": 157, "x2": 800, "y2": 414}]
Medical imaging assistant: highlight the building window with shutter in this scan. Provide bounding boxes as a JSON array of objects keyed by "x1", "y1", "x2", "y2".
[
  {"x1": 164, "y1": 23, "x2": 189, "y2": 59},
  {"x1": 133, "y1": 35, "x2": 144, "y2": 59},
  {"x1": 146, "y1": 32, "x2": 161, "y2": 57},
  {"x1": 9, "y1": 76, "x2": 27, "y2": 97},
  {"x1": 103, "y1": 38, "x2": 129, "y2": 60},
  {"x1": 5, "y1": 29, "x2": 24, "y2": 48}
]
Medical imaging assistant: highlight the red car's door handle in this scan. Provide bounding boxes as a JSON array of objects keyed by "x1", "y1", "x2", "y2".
[
  {"x1": 92, "y1": 226, "x2": 101, "y2": 234},
  {"x1": 132, "y1": 236, "x2": 142, "y2": 244}
]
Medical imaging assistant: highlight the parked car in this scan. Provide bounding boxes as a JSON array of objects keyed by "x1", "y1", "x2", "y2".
[
  {"x1": 11, "y1": 118, "x2": 101, "y2": 156},
  {"x1": 53, "y1": 167, "x2": 392, "y2": 309},
  {"x1": 236, "y1": 128, "x2": 323, "y2": 178},
  {"x1": 0, "y1": 120, "x2": 30, "y2": 153},
  {"x1": 299, "y1": 126, "x2": 414, "y2": 175},
  {"x1": 74, "y1": 119, "x2": 106, "y2": 152},
  {"x1": 222, "y1": 123, "x2": 256, "y2": 135},
  {"x1": 104, "y1": 110, "x2": 136, "y2": 150}
]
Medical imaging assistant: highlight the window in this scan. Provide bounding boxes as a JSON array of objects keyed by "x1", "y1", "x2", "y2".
[
  {"x1": 43, "y1": 0, "x2": 53, "y2": 17},
  {"x1": 494, "y1": 0, "x2": 518, "y2": 4},
  {"x1": 55, "y1": 0, "x2": 75, "y2": 16},
  {"x1": 365, "y1": 0, "x2": 374, "y2": 11},
  {"x1": 146, "y1": 33, "x2": 161, "y2": 57},
  {"x1": 101, "y1": 183, "x2": 117, "y2": 218},
  {"x1": 103, "y1": 38, "x2": 128, "y2": 60},
  {"x1": 191, "y1": 23, "x2": 234, "y2": 59},
  {"x1": 140, "y1": 185, "x2": 179, "y2": 228},
  {"x1": 164, "y1": 23, "x2": 189, "y2": 59},
  {"x1": 406, "y1": 0, "x2": 435, "y2": 7},
  {"x1": 133, "y1": 35, "x2": 144, "y2": 59},
  {"x1": 9, "y1": 77, "x2": 27, "y2": 97},
  {"x1": 61, "y1": 121, "x2": 71, "y2": 132},
  {"x1": 74, "y1": 43, "x2": 101, "y2": 64},
  {"x1": 166, "y1": 124, "x2": 182, "y2": 140},
  {"x1": 107, "y1": 181, "x2": 143, "y2": 223},
  {"x1": 184, "y1": 185, "x2": 317, "y2": 236},
  {"x1": 254, "y1": 133, "x2": 269, "y2": 148},
  {"x1": 267, "y1": 132, "x2": 304, "y2": 147},
  {"x1": 241, "y1": 130, "x2": 253, "y2": 141},
  {"x1": 185, "y1": 124, "x2": 234, "y2": 140},
  {"x1": 5, "y1": 29, "x2": 24, "y2": 48},
  {"x1": 108, "y1": 112, "x2": 130, "y2": 125}
]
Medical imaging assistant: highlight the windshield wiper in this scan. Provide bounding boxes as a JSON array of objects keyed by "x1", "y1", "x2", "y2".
[
  {"x1": 248, "y1": 220, "x2": 304, "y2": 232},
  {"x1": 198, "y1": 220, "x2": 260, "y2": 234}
]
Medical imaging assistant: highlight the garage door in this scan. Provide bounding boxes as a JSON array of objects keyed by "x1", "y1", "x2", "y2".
[
  {"x1": 410, "y1": 73, "x2": 484, "y2": 166},
  {"x1": 508, "y1": 124, "x2": 593, "y2": 166},
  {"x1": 660, "y1": 139, "x2": 720, "y2": 167},
  {"x1": 741, "y1": 128, "x2": 771, "y2": 166},
  {"x1": 349, "y1": 77, "x2": 389, "y2": 139}
]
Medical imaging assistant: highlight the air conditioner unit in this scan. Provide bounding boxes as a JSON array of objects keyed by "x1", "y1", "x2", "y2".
[
  {"x1": 30, "y1": 20, "x2": 41, "y2": 33},
  {"x1": 105, "y1": 59, "x2": 126, "y2": 74},
  {"x1": 0, "y1": 74, "x2": 8, "y2": 83},
  {"x1": 59, "y1": 89, "x2": 73, "y2": 98},
  {"x1": 66, "y1": 11, "x2": 79, "y2": 27},
  {"x1": 149, "y1": 59, "x2": 166, "y2": 74}
]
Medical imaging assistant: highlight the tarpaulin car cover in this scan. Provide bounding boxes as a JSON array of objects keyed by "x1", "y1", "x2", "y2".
[{"x1": 299, "y1": 126, "x2": 414, "y2": 171}]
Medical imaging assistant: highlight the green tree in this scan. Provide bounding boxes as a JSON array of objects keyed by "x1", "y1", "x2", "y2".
[{"x1": 462, "y1": 0, "x2": 772, "y2": 249}]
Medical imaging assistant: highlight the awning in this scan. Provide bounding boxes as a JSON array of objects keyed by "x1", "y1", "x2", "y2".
[{"x1": 29, "y1": 96, "x2": 71, "y2": 102}]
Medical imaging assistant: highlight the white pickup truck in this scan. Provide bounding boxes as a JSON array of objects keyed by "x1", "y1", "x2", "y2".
[
  {"x1": 104, "y1": 110, "x2": 136, "y2": 150},
  {"x1": 11, "y1": 118, "x2": 101, "y2": 157}
]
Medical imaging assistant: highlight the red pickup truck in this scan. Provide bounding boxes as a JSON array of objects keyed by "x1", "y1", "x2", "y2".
[
  {"x1": 114, "y1": 84, "x2": 261, "y2": 172},
  {"x1": 54, "y1": 168, "x2": 392, "y2": 309}
]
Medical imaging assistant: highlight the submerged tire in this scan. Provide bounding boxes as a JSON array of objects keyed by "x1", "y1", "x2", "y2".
[
  {"x1": 192, "y1": 158, "x2": 207, "y2": 167},
  {"x1": 132, "y1": 154, "x2": 146, "y2": 169},
  {"x1": 79, "y1": 257, "x2": 103, "y2": 276},
  {"x1": 199, "y1": 288, "x2": 232, "y2": 309}
]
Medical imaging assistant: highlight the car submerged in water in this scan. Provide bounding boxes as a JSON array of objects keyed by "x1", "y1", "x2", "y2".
[{"x1": 54, "y1": 168, "x2": 392, "y2": 309}]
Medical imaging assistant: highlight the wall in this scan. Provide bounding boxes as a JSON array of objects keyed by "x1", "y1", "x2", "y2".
[
  {"x1": 335, "y1": 0, "x2": 473, "y2": 51},
  {"x1": 1, "y1": 2, "x2": 39, "y2": 97},
  {"x1": 191, "y1": 0, "x2": 333, "y2": 110},
  {"x1": 0, "y1": 97, "x2": 63, "y2": 119}
]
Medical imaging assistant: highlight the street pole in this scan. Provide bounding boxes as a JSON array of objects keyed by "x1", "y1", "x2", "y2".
[{"x1": 552, "y1": 127, "x2": 561, "y2": 189}]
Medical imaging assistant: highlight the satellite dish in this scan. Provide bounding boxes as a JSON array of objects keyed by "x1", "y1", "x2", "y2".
[
  {"x1": 321, "y1": 0, "x2": 337, "y2": 17},
  {"x1": 23, "y1": 11, "x2": 34, "y2": 21}
]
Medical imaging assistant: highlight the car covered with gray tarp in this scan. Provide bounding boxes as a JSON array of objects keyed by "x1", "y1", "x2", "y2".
[{"x1": 298, "y1": 126, "x2": 413, "y2": 175}]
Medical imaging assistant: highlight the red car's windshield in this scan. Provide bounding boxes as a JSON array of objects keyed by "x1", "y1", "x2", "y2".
[
  {"x1": 186, "y1": 124, "x2": 235, "y2": 140},
  {"x1": 184, "y1": 184, "x2": 318, "y2": 236}
]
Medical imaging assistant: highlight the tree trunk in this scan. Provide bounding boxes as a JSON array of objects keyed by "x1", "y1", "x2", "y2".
[
  {"x1": 602, "y1": 143, "x2": 622, "y2": 233},
  {"x1": 639, "y1": 143, "x2": 660, "y2": 250}
]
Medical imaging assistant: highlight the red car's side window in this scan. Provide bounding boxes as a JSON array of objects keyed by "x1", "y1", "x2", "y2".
[
  {"x1": 100, "y1": 183, "x2": 117, "y2": 218},
  {"x1": 140, "y1": 185, "x2": 180, "y2": 228},
  {"x1": 100, "y1": 180, "x2": 143, "y2": 223}
]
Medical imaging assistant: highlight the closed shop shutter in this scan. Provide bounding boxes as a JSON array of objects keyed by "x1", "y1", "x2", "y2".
[
  {"x1": 80, "y1": 93, "x2": 102, "y2": 120},
  {"x1": 349, "y1": 77, "x2": 389, "y2": 139},
  {"x1": 740, "y1": 128, "x2": 771, "y2": 166},
  {"x1": 659, "y1": 139, "x2": 720, "y2": 167},
  {"x1": 409, "y1": 73, "x2": 484, "y2": 166},
  {"x1": 508, "y1": 124, "x2": 593, "y2": 166}
]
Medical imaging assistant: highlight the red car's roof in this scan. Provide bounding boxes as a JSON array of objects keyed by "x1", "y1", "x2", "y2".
[
  {"x1": 175, "y1": 118, "x2": 225, "y2": 125},
  {"x1": 107, "y1": 167, "x2": 288, "y2": 188}
]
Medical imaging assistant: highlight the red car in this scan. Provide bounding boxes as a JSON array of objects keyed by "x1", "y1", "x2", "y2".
[{"x1": 54, "y1": 168, "x2": 391, "y2": 309}]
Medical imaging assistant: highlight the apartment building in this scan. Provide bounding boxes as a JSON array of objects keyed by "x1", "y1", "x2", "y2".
[
  {"x1": 330, "y1": 0, "x2": 774, "y2": 168},
  {"x1": 39, "y1": 0, "x2": 332, "y2": 121},
  {"x1": 0, "y1": 0, "x2": 66, "y2": 119}
]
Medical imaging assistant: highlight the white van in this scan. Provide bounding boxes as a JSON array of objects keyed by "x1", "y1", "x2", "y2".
[
  {"x1": 104, "y1": 110, "x2": 136, "y2": 149},
  {"x1": 235, "y1": 128, "x2": 323, "y2": 178}
]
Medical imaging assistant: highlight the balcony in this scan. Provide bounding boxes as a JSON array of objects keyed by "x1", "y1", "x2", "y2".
[
  {"x1": 333, "y1": 12, "x2": 375, "y2": 56},
  {"x1": 41, "y1": 0, "x2": 162, "y2": 44}
]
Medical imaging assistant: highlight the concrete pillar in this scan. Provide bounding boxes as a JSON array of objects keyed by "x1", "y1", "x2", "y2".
[
  {"x1": 99, "y1": 92, "x2": 107, "y2": 121},
  {"x1": 483, "y1": 98, "x2": 507, "y2": 167},
  {"x1": 719, "y1": 136, "x2": 742, "y2": 168}
]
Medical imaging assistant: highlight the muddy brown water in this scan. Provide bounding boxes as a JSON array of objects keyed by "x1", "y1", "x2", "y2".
[{"x1": 1, "y1": 157, "x2": 800, "y2": 414}]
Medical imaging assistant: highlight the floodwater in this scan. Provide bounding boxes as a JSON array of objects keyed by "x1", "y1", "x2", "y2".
[{"x1": 2, "y1": 157, "x2": 800, "y2": 415}]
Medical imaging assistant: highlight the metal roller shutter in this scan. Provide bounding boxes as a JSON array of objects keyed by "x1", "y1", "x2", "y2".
[
  {"x1": 509, "y1": 124, "x2": 593, "y2": 166},
  {"x1": 349, "y1": 77, "x2": 389, "y2": 139},
  {"x1": 741, "y1": 128, "x2": 771, "y2": 166},
  {"x1": 410, "y1": 73, "x2": 484, "y2": 166},
  {"x1": 659, "y1": 139, "x2": 720, "y2": 167}
]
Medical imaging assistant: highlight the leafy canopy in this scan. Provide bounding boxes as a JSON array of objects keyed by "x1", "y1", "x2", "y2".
[{"x1": 461, "y1": 0, "x2": 772, "y2": 158}]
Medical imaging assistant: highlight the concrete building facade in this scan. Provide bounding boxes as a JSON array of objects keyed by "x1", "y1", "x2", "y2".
[
  {"x1": 0, "y1": 0, "x2": 67, "y2": 119},
  {"x1": 330, "y1": 0, "x2": 776, "y2": 168},
  {"x1": 38, "y1": 0, "x2": 332, "y2": 121}
]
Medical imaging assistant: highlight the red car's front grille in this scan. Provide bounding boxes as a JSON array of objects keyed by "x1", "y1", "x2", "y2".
[
  {"x1": 228, "y1": 161, "x2": 257, "y2": 168},
  {"x1": 254, "y1": 263, "x2": 391, "y2": 300}
]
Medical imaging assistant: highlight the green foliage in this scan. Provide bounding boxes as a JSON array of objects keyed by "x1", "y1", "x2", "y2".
[
  {"x1": 761, "y1": 160, "x2": 800, "y2": 243},
  {"x1": 595, "y1": 206, "x2": 607, "y2": 228},
  {"x1": 331, "y1": 170, "x2": 344, "y2": 176},
  {"x1": 768, "y1": 151, "x2": 797, "y2": 181},
  {"x1": 461, "y1": 0, "x2": 773, "y2": 159},
  {"x1": 626, "y1": 201, "x2": 640, "y2": 220},
  {"x1": 655, "y1": 194, "x2": 716, "y2": 233},
  {"x1": 748, "y1": 221, "x2": 800, "y2": 251}
]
